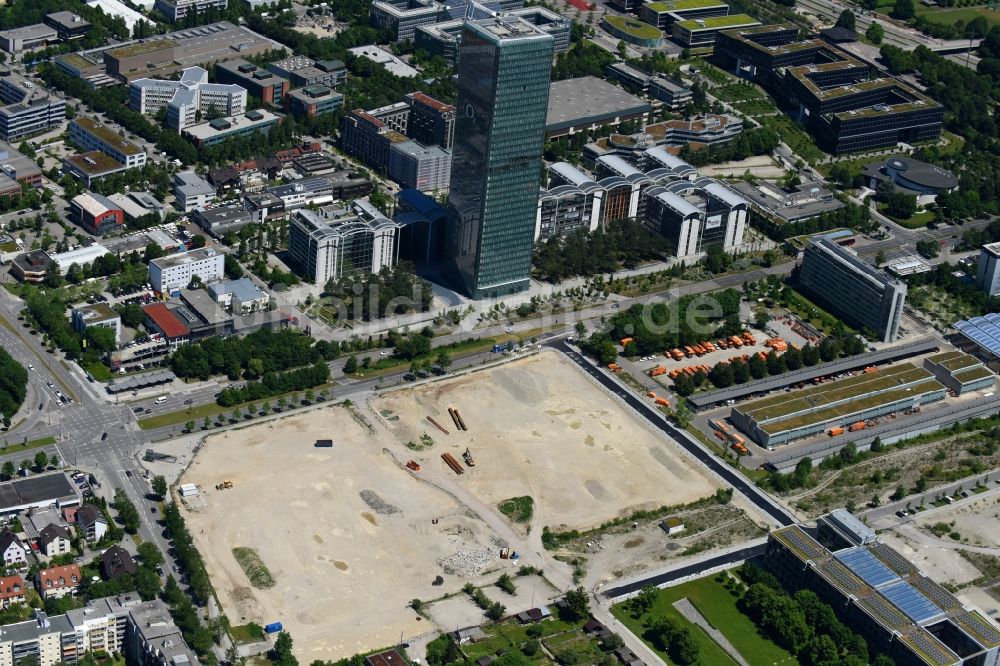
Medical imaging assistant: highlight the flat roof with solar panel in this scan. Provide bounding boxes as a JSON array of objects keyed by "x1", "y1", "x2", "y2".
[
  {"x1": 767, "y1": 510, "x2": 1000, "y2": 666},
  {"x1": 954, "y1": 314, "x2": 1000, "y2": 360}
]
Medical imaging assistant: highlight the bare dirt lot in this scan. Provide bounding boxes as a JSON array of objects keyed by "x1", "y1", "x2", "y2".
[
  {"x1": 179, "y1": 409, "x2": 499, "y2": 662},
  {"x1": 374, "y1": 351, "x2": 720, "y2": 532}
]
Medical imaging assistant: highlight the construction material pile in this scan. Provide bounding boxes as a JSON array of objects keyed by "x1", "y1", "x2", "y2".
[
  {"x1": 360, "y1": 489, "x2": 400, "y2": 515},
  {"x1": 439, "y1": 544, "x2": 496, "y2": 576}
]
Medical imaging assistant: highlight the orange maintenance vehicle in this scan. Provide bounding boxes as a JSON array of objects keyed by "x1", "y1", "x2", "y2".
[
  {"x1": 848, "y1": 421, "x2": 866, "y2": 432},
  {"x1": 620, "y1": 337, "x2": 634, "y2": 347},
  {"x1": 827, "y1": 426, "x2": 845, "y2": 437},
  {"x1": 649, "y1": 366, "x2": 666, "y2": 377}
]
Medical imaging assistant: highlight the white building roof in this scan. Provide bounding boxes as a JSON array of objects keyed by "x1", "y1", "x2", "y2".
[{"x1": 49, "y1": 244, "x2": 110, "y2": 272}]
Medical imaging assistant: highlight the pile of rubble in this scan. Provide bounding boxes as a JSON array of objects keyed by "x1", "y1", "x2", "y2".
[
  {"x1": 360, "y1": 489, "x2": 400, "y2": 515},
  {"x1": 439, "y1": 545, "x2": 496, "y2": 576}
]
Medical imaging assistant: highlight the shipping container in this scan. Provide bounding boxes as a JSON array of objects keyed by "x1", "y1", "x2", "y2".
[{"x1": 265, "y1": 622, "x2": 283, "y2": 634}]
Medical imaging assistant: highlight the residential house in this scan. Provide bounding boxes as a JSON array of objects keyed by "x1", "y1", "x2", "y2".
[
  {"x1": 100, "y1": 545, "x2": 137, "y2": 581},
  {"x1": 36, "y1": 564, "x2": 81, "y2": 599},
  {"x1": 76, "y1": 505, "x2": 107, "y2": 543},
  {"x1": 0, "y1": 530, "x2": 27, "y2": 567},
  {"x1": 38, "y1": 524, "x2": 73, "y2": 558},
  {"x1": 0, "y1": 574, "x2": 25, "y2": 608}
]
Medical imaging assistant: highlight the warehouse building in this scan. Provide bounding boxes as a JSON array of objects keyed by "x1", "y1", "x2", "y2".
[
  {"x1": 765, "y1": 510, "x2": 1000, "y2": 666},
  {"x1": 798, "y1": 237, "x2": 906, "y2": 343},
  {"x1": 714, "y1": 25, "x2": 943, "y2": 153},
  {"x1": 730, "y1": 362, "x2": 946, "y2": 446},
  {"x1": 923, "y1": 351, "x2": 995, "y2": 396},
  {"x1": 954, "y1": 313, "x2": 1000, "y2": 367}
]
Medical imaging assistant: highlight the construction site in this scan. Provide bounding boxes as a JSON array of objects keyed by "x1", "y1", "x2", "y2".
[
  {"x1": 177, "y1": 408, "x2": 503, "y2": 661},
  {"x1": 373, "y1": 351, "x2": 722, "y2": 533},
  {"x1": 175, "y1": 350, "x2": 722, "y2": 660}
]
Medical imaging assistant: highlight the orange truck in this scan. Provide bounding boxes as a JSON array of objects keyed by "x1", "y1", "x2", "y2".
[
  {"x1": 729, "y1": 335, "x2": 744, "y2": 347},
  {"x1": 731, "y1": 442, "x2": 749, "y2": 455},
  {"x1": 847, "y1": 421, "x2": 866, "y2": 432},
  {"x1": 655, "y1": 397, "x2": 670, "y2": 407},
  {"x1": 827, "y1": 426, "x2": 845, "y2": 436},
  {"x1": 669, "y1": 348, "x2": 685, "y2": 360},
  {"x1": 684, "y1": 346, "x2": 696, "y2": 357},
  {"x1": 620, "y1": 337, "x2": 634, "y2": 347},
  {"x1": 649, "y1": 366, "x2": 666, "y2": 377},
  {"x1": 702, "y1": 341, "x2": 716, "y2": 352},
  {"x1": 742, "y1": 331, "x2": 756, "y2": 345},
  {"x1": 608, "y1": 363, "x2": 622, "y2": 372},
  {"x1": 864, "y1": 366, "x2": 877, "y2": 374}
]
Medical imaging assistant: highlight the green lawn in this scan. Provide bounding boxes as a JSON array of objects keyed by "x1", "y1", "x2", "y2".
[
  {"x1": 612, "y1": 576, "x2": 799, "y2": 666},
  {"x1": 758, "y1": 115, "x2": 825, "y2": 164},
  {"x1": 230, "y1": 623, "x2": 264, "y2": 643},
  {"x1": 83, "y1": 361, "x2": 111, "y2": 382},
  {"x1": 461, "y1": 615, "x2": 583, "y2": 663},
  {"x1": 916, "y1": 3, "x2": 1000, "y2": 27},
  {"x1": 877, "y1": 204, "x2": 935, "y2": 228}
]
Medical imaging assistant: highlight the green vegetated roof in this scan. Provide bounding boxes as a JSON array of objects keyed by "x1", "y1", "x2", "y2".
[
  {"x1": 953, "y1": 366, "x2": 993, "y2": 384},
  {"x1": 107, "y1": 38, "x2": 177, "y2": 58},
  {"x1": 739, "y1": 363, "x2": 930, "y2": 422},
  {"x1": 759, "y1": 379, "x2": 944, "y2": 434},
  {"x1": 677, "y1": 14, "x2": 759, "y2": 30},
  {"x1": 605, "y1": 14, "x2": 663, "y2": 38},
  {"x1": 645, "y1": 0, "x2": 726, "y2": 11},
  {"x1": 771, "y1": 525, "x2": 826, "y2": 562},
  {"x1": 928, "y1": 350, "x2": 981, "y2": 373}
]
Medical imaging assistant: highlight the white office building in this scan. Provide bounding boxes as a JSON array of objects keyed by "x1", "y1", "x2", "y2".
[
  {"x1": 130, "y1": 67, "x2": 246, "y2": 132},
  {"x1": 149, "y1": 247, "x2": 224, "y2": 294},
  {"x1": 173, "y1": 171, "x2": 216, "y2": 212}
]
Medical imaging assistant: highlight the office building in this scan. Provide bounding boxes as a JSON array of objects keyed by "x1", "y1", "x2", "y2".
[
  {"x1": 43, "y1": 12, "x2": 91, "y2": 41},
  {"x1": 388, "y1": 141, "x2": 451, "y2": 192},
  {"x1": 214, "y1": 59, "x2": 289, "y2": 105},
  {"x1": 975, "y1": 242, "x2": 1000, "y2": 297},
  {"x1": 285, "y1": 85, "x2": 344, "y2": 118},
  {"x1": 765, "y1": 510, "x2": 1000, "y2": 666},
  {"x1": 649, "y1": 77, "x2": 693, "y2": 109},
  {"x1": 862, "y1": 156, "x2": 958, "y2": 204},
  {"x1": 70, "y1": 193, "x2": 124, "y2": 235},
  {"x1": 394, "y1": 188, "x2": 448, "y2": 263},
  {"x1": 174, "y1": 171, "x2": 216, "y2": 212},
  {"x1": 62, "y1": 152, "x2": 128, "y2": 188},
  {"x1": 545, "y1": 76, "x2": 652, "y2": 139},
  {"x1": 340, "y1": 109, "x2": 411, "y2": 174},
  {"x1": 445, "y1": 17, "x2": 553, "y2": 299},
  {"x1": 154, "y1": 0, "x2": 228, "y2": 22},
  {"x1": 208, "y1": 277, "x2": 268, "y2": 313},
  {"x1": 405, "y1": 91, "x2": 455, "y2": 150},
  {"x1": 149, "y1": 247, "x2": 224, "y2": 293},
  {"x1": 69, "y1": 118, "x2": 146, "y2": 169},
  {"x1": 731, "y1": 179, "x2": 844, "y2": 223},
  {"x1": 0, "y1": 25, "x2": 58, "y2": 55},
  {"x1": 371, "y1": 0, "x2": 446, "y2": 43},
  {"x1": 798, "y1": 236, "x2": 907, "y2": 342},
  {"x1": 71, "y1": 303, "x2": 122, "y2": 343},
  {"x1": 0, "y1": 72, "x2": 65, "y2": 142},
  {"x1": 0, "y1": 141, "x2": 42, "y2": 187},
  {"x1": 191, "y1": 204, "x2": 254, "y2": 237},
  {"x1": 414, "y1": 6, "x2": 569, "y2": 66},
  {"x1": 536, "y1": 184, "x2": 602, "y2": 241},
  {"x1": 287, "y1": 205, "x2": 398, "y2": 284},
  {"x1": 643, "y1": 176, "x2": 748, "y2": 256},
  {"x1": 671, "y1": 14, "x2": 760, "y2": 47},
  {"x1": 130, "y1": 66, "x2": 247, "y2": 132},
  {"x1": 182, "y1": 109, "x2": 281, "y2": 148},
  {"x1": 583, "y1": 114, "x2": 743, "y2": 165},
  {"x1": 266, "y1": 56, "x2": 347, "y2": 89},
  {"x1": 638, "y1": 0, "x2": 729, "y2": 29},
  {"x1": 714, "y1": 25, "x2": 943, "y2": 153}
]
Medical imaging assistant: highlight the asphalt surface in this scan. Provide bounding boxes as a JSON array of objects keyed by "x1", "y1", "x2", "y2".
[
  {"x1": 553, "y1": 340, "x2": 797, "y2": 528},
  {"x1": 602, "y1": 542, "x2": 769, "y2": 600}
]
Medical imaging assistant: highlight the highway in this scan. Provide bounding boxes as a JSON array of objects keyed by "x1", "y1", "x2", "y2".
[{"x1": 552, "y1": 340, "x2": 797, "y2": 528}]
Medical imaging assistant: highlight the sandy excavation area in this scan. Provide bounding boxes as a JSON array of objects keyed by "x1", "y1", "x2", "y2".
[
  {"x1": 374, "y1": 351, "x2": 721, "y2": 532},
  {"x1": 179, "y1": 408, "x2": 499, "y2": 661}
]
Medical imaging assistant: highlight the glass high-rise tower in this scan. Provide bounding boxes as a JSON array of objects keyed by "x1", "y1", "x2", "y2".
[{"x1": 445, "y1": 17, "x2": 554, "y2": 299}]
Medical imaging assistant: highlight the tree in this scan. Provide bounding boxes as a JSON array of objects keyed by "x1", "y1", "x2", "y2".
[
  {"x1": 563, "y1": 587, "x2": 590, "y2": 620},
  {"x1": 892, "y1": 0, "x2": 915, "y2": 19},
  {"x1": 886, "y1": 192, "x2": 917, "y2": 219},
  {"x1": 631, "y1": 585, "x2": 658, "y2": 615},
  {"x1": 343, "y1": 355, "x2": 358, "y2": 373},
  {"x1": 866, "y1": 21, "x2": 884, "y2": 44},
  {"x1": 203, "y1": 416, "x2": 211, "y2": 430},
  {"x1": 435, "y1": 349, "x2": 452, "y2": 371},
  {"x1": 875, "y1": 250, "x2": 886, "y2": 266},
  {"x1": 184, "y1": 420, "x2": 195, "y2": 433},
  {"x1": 669, "y1": 627, "x2": 699, "y2": 665},
  {"x1": 33, "y1": 451, "x2": 48, "y2": 470},
  {"x1": 0, "y1": 462, "x2": 12, "y2": 479},
  {"x1": 835, "y1": 9, "x2": 856, "y2": 31},
  {"x1": 152, "y1": 475, "x2": 167, "y2": 499},
  {"x1": 269, "y1": 632, "x2": 297, "y2": 666},
  {"x1": 113, "y1": 488, "x2": 140, "y2": 534},
  {"x1": 138, "y1": 542, "x2": 164, "y2": 569}
]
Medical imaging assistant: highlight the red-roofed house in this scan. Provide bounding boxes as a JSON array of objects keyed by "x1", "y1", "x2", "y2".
[
  {"x1": 142, "y1": 303, "x2": 190, "y2": 344},
  {"x1": 0, "y1": 574, "x2": 25, "y2": 608},
  {"x1": 36, "y1": 564, "x2": 81, "y2": 599}
]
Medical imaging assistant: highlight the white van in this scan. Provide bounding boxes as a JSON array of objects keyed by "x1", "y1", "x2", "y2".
[{"x1": 155, "y1": 396, "x2": 168, "y2": 405}]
